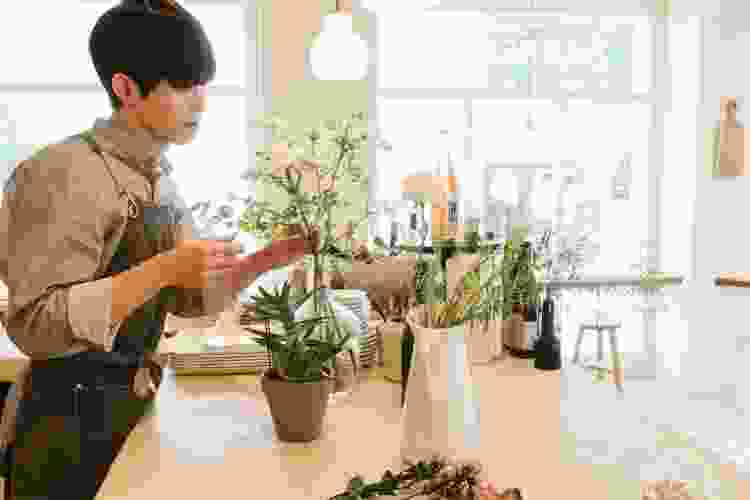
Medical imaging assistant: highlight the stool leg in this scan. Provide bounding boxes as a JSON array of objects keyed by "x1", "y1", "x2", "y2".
[
  {"x1": 608, "y1": 329, "x2": 624, "y2": 394},
  {"x1": 597, "y1": 329, "x2": 604, "y2": 363},
  {"x1": 572, "y1": 327, "x2": 586, "y2": 365}
]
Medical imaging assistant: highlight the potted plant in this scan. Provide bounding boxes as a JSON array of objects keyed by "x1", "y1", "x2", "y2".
[
  {"x1": 247, "y1": 281, "x2": 352, "y2": 442},
  {"x1": 499, "y1": 230, "x2": 545, "y2": 357},
  {"x1": 369, "y1": 277, "x2": 414, "y2": 385},
  {"x1": 237, "y1": 112, "x2": 391, "y2": 395}
]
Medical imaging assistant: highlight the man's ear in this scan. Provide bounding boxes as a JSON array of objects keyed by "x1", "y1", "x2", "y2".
[{"x1": 111, "y1": 73, "x2": 142, "y2": 109}]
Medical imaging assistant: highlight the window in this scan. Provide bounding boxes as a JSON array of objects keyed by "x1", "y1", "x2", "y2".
[
  {"x1": 375, "y1": 10, "x2": 653, "y2": 270},
  {"x1": 373, "y1": 7, "x2": 676, "y2": 370},
  {"x1": 0, "y1": 2, "x2": 246, "y2": 86},
  {"x1": 471, "y1": 98, "x2": 651, "y2": 275},
  {"x1": 0, "y1": 0, "x2": 259, "y2": 209}
]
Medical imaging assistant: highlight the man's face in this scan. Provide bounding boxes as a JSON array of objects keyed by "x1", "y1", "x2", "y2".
[
  {"x1": 113, "y1": 75, "x2": 207, "y2": 146},
  {"x1": 138, "y1": 80, "x2": 207, "y2": 145}
]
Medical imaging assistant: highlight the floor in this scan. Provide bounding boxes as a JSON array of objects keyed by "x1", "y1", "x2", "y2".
[{"x1": 559, "y1": 354, "x2": 748, "y2": 500}]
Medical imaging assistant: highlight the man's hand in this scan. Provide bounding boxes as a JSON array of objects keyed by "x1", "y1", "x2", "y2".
[
  {"x1": 222, "y1": 228, "x2": 320, "y2": 292},
  {"x1": 168, "y1": 239, "x2": 245, "y2": 290}
]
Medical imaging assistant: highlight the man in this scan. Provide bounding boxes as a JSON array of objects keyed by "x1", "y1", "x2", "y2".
[{"x1": 0, "y1": 1, "x2": 315, "y2": 498}]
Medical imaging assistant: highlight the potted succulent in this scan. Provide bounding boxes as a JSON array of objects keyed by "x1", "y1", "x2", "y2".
[
  {"x1": 247, "y1": 281, "x2": 352, "y2": 442},
  {"x1": 499, "y1": 229, "x2": 545, "y2": 357}
]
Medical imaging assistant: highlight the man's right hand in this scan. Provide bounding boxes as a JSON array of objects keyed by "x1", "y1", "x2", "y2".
[{"x1": 167, "y1": 239, "x2": 245, "y2": 290}]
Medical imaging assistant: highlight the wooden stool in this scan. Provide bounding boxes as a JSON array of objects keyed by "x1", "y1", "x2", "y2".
[{"x1": 572, "y1": 320, "x2": 624, "y2": 393}]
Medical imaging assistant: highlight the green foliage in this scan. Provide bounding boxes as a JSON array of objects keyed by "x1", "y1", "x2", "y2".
[
  {"x1": 465, "y1": 229, "x2": 481, "y2": 254},
  {"x1": 249, "y1": 282, "x2": 353, "y2": 382},
  {"x1": 500, "y1": 236, "x2": 545, "y2": 320},
  {"x1": 241, "y1": 112, "x2": 379, "y2": 250},
  {"x1": 241, "y1": 112, "x2": 391, "y2": 375}
]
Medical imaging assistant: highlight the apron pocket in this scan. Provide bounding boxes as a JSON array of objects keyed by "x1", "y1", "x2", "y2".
[
  {"x1": 74, "y1": 383, "x2": 140, "y2": 441},
  {"x1": 74, "y1": 383, "x2": 148, "y2": 495}
]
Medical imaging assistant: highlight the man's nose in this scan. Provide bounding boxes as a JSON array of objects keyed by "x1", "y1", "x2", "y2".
[{"x1": 192, "y1": 84, "x2": 208, "y2": 112}]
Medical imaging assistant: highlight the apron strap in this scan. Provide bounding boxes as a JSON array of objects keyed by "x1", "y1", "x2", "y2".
[{"x1": 78, "y1": 130, "x2": 139, "y2": 220}]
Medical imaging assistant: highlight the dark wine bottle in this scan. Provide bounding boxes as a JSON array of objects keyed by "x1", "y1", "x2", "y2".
[
  {"x1": 534, "y1": 297, "x2": 561, "y2": 370},
  {"x1": 526, "y1": 302, "x2": 538, "y2": 322},
  {"x1": 525, "y1": 302, "x2": 539, "y2": 352}
]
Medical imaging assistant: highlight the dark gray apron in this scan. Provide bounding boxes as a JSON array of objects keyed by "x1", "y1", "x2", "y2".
[{"x1": 4, "y1": 131, "x2": 184, "y2": 500}]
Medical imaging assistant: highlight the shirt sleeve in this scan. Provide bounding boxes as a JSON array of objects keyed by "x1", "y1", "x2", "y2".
[{"x1": 4, "y1": 148, "x2": 120, "y2": 358}]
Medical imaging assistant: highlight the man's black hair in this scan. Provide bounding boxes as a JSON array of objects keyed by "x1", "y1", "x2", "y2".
[{"x1": 89, "y1": 0, "x2": 216, "y2": 110}]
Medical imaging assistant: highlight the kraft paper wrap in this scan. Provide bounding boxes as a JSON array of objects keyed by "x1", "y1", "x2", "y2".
[
  {"x1": 396, "y1": 304, "x2": 482, "y2": 469},
  {"x1": 330, "y1": 256, "x2": 418, "y2": 320}
]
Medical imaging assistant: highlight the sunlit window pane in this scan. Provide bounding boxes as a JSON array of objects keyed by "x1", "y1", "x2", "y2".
[
  {"x1": 0, "y1": 92, "x2": 246, "y2": 208},
  {"x1": 188, "y1": 4, "x2": 247, "y2": 87},
  {"x1": 0, "y1": 1, "x2": 246, "y2": 86},
  {"x1": 472, "y1": 99, "x2": 650, "y2": 274},
  {"x1": 0, "y1": 2, "x2": 103, "y2": 85},
  {"x1": 167, "y1": 97, "x2": 248, "y2": 208},
  {"x1": 0, "y1": 92, "x2": 112, "y2": 148},
  {"x1": 378, "y1": 11, "x2": 650, "y2": 95},
  {"x1": 378, "y1": 12, "x2": 496, "y2": 90}
]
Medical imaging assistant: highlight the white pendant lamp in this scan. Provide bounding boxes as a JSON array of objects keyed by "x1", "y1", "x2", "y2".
[
  {"x1": 360, "y1": 0, "x2": 442, "y2": 13},
  {"x1": 310, "y1": 1, "x2": 369, "y2": 81}
]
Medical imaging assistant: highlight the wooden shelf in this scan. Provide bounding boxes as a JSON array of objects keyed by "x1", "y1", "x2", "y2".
[{"x1": 715, "y1": 272, "x2": 750, "y2": 288}]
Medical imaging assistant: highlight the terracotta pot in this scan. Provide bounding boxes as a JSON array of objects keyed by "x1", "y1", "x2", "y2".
[
  {"x1": 379, "y1": 321, "x2": 406, "y2": 383},
  {"x1": 503, "y1": 316, "x2": 525, "y2": 352},
  {"x1": 260, "y1": 368, "x2": 334, "y2": 442}
]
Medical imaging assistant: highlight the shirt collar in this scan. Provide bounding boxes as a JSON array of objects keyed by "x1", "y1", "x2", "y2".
[{"x1": 89, "y1": 114, "x2": 171, "y2": 182}]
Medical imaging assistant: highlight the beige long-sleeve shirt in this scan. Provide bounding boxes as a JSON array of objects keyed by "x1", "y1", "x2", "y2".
[{"x1": 0, "y1": 114, "x2": 243, "y2": 446}]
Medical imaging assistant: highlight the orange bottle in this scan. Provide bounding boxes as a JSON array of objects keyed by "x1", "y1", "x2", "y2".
[{"x1": 431, "y1": 130, "x2": 458, "y2": 241}]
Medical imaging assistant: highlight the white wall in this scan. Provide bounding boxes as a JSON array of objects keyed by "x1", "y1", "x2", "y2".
[{"x1": 675, "y1": 8, "x2": 750, "y2": 459}]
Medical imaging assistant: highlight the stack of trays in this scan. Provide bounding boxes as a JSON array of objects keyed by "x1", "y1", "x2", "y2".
[
  {"x1": 360, "y1": 321, "x2": 383, "y2": 368},
  {"x1": 166, "y1": 335, "x2": 274, "y2": 376},
  {"x1": 165, "y1": 322, "x2": 384, "y2": 375},
  {"x1": 167, "y1": 291, "x2": 382, "y2": 375}
]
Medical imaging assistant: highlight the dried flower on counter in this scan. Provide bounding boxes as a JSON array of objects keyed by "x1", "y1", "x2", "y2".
[{"x1": 641, "y1": 480, "x2": 694, "y2": 500}]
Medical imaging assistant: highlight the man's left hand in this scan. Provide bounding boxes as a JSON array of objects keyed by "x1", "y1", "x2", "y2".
[{"x1": 222, "y1": 228, "x2": 320, "y2": 292}]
